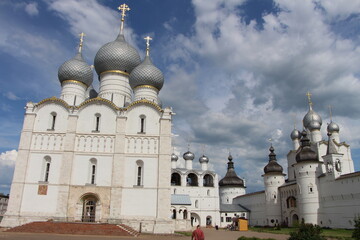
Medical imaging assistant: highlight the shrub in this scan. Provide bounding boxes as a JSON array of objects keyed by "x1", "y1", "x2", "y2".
[
  {"x1": 288, "y1": 223, "x2": 325, "y2": 240},
  {"x1": 353, "y1": 216, "x2": 360, "y2": 240}
]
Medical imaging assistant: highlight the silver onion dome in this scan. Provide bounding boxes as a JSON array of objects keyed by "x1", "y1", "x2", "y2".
[
  {"x1": 290, "y1": 129, "x2": 301, "y2": 140},
  {"x1": 129, "y1": 55, "x2": 164, "y2": 90},
  {"x1": 183, "y1": 151, "x2": 195, "y2": 161},
  {"x1": 94, "y1": 34, "x2": 141, "y2": 75},
  {"x1": 303, "y1": 108, "x2": 322, "y2": 130},
  {"x1": 58, "y1": 53, "x2": 93, "y2": 87},
  {"x1": 327, "y1": 122, "x2": 340, "y2": 133},
  {"x1": 171, "y1": 153, "x2": 178, "y2": 162},
  {"x1": 199, "y1": 155, "x2": 209, "y2": 163},
  {"x1": 308, "y1": 120, "x2": 321, "y2": 131}
]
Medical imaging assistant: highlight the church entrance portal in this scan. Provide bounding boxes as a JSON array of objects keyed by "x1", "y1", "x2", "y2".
[
  {"x1": 291, "y1": 214, "x2": 299, "y2": 227},
  {"x1": 82, "y1": 197, "x2": 97, "y2": 222}
]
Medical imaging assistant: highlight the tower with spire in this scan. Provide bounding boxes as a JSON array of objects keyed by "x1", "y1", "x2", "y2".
[
  {"x1": 263, "y1": 145, "x2": 285, "y2": 226},
  {"x1": 219, "y1": 154, "x2": 246, "y2": 204}
]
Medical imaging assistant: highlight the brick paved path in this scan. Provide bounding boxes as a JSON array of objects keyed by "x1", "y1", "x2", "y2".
[{"x1": 0, "y1": 228, "x2": 289, "y2": 240}]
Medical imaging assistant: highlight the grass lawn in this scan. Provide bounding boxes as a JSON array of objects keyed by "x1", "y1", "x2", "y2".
[{"x1": 249, "y1": 227, "x2": 353, "y2": 240}]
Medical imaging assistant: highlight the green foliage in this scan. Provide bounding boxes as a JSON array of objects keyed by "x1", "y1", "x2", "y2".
[
  {"x1": 353, "y1": 216, "x2": 360, "y2": 240},
  {"x1": 237, "y1": 237, "x2": 275, "y2": 240},
  {"x1": 288, "y1": 223, "x2": 325, "y2": 240}
]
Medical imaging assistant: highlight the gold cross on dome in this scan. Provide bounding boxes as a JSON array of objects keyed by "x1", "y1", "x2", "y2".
[
  {"x1": 144, "y1": 36, "x2": 152, "y2": 56},
  {"x1": 78, "y1": 32, "x2": 86, "y2": 53},
  {"x1": 118, "y1": 3, "x2": 130, "y2": 34},
  {"x1": 118, "y1": 3, "x2": 130, "y2": 21},
  {"x1": 306, "y1": 91, "x2": 313, "y2": 107}
]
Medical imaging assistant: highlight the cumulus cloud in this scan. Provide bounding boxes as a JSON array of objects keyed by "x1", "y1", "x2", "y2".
[
  {"x1": 0, "y1": 150, "x2": 17, "y2": 167},
  {"x1": 24, "y1": 2, "x2": 39, "y2": 16},
  {"x1": 0, "y1": 150, "x2": 17, "y2": 193},
  {"x1": 159, "y1": 0, "x2": 360, "y2": 191}
]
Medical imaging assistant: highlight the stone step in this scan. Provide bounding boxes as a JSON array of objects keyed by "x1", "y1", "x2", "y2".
[{"x1": 6, "y1": 221, "x2": 134, "y2": 236}]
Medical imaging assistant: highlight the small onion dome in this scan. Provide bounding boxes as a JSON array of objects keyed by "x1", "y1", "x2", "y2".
[
  {"x1": 199, "y1": 154, "x2": 209, "y2": 163},
  {"x1": 264, "y1": 146, "x2": 283, "y2": 174},
  {"x1": 219, "y1": 155, "x2": 245, "y2": 187},
  {"x1": 58, "y1": 53, "x2": 93, "y2": 87},
  {"x1": 129, "y1": 55, "x2": 164, "y2": 90},
  {"x1": 183, "y1": 151, "x2": 195, "y2": 161},
  {"x1": 303, "y1": 107, "x2": 322, "y2": 130},
  {"x1": 290, "y1": 129, "x2": 301, "y2": 140},
  {"x1": 296, "y1": 130, "x2": 318, "y2": 163},
  {"x1": 171, "y1": 153, "x2": 178, "y2": 162},
  {"x1": 94, "y1": 34, "x2": 141, "y2": 75},
  {"x1": 327, "y1": 122, "x2": 340, "y2": 133}
]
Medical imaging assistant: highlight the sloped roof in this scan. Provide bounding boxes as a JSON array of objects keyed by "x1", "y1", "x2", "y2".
[{"x1": 171, "y1": 194, "x2": 191, "y2": 205}]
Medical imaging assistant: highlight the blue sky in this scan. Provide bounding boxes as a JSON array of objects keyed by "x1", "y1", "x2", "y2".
[{"x1": 1, "y1": 0, "x2": 360, "y2": 194}]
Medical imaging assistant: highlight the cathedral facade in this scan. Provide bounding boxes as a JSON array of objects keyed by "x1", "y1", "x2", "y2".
[
  {"x1": 1, "y1": 4, "x2": 174, "y2": 234},
  {"x1": 234, "y1": 99, "x2": 360, "y2": 229}
]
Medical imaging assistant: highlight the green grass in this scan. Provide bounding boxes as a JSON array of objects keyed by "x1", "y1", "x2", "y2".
[{"x1": 249, "y1": 227, "x2": 354, "y2": 240}]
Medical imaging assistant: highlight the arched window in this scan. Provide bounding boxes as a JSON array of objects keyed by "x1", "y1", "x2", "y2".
[
  {"x1": 136, "y1": 160, "x2": 144, "y2": 186},
  {"x1": 171, "y1": 172, "x2": 181, "y2": 186},
  {"x1": 195, "y1": 200, "x2": 199, "y2": 208},
  {"x1": 203, "y1": 174, "x2": 214, "y2": 187},
  {"x1": 187, "y1": 173, "x2": 198, "y2": 186},
  {"x1": 89, "y1": 158, "x2": 97, "y2": 184},
  {"x1": 286, "y1": 196, "x2": 296, "y2": 208},
  {"x1": 43, "y1": 156, "x2": 51, "y2": 182},
  {"x1": 49, "y1": 112, "x2": 57, "y2": 130},
  {"x1": 183, "y1": 209, "x2": 188, "y2": 219},
  {"x1": 139, "y1": 115, "x2": 146, "y2": 133},
  {"x1": 94, "y1": 113, "x2": 101, "y2": 132},
  {"x1": 207, "y1": 190, "x2": 210, "y2": 196}
]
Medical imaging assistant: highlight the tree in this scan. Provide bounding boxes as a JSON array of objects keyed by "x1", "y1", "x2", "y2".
[
  {"x1": 288, "y1": 223, "x2": 325, "y2": 240},
  {"x1": 353, "y1": 216, "x2": 360, "y2": 240}
]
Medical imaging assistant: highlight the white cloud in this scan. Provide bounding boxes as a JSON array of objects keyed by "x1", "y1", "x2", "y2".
[
  {"x1": 25, "y1": 2, "x2": 39, "y2": 16},
  {"x1": 4, "y1": 92, "x2": 20, "y2": 101},
  {"x1": 158, "y1": 0, "x2": 360, "y2": 191},
  {"x1": 0, "y1": 150, "x2": 17, "y2": 167}
]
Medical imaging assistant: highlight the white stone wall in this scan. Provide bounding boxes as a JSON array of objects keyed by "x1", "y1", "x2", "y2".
[
  {"x1": 233, "y1": 192, "x2": 266, "y2": 226},
  {"x1": 219, "y1": 186, "x2": 246, "y2": 204}
]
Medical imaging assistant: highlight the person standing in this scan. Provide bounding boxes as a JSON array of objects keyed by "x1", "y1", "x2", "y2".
[{"x1": 192, "y1": 225, "x2": 205, "y2": 240}]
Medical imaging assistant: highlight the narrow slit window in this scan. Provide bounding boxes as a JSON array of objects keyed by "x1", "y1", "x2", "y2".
[
  {"x1": 135, "y1": 160, "x2": 144, "y2": 187},
  {"x1": 44, "y1": 162, "x2": 50, "y2": 182},
  {"x1": 139, "y1": 115, "x2": 146, "y2": 133},
  {"x1": 137, "y1": 166, "x2": 142, "y2": 186},
  {"x1": 91, "y1": 165, "x2": 96, "y2": 184},
  {"x1": 50, "y1": 112, "x2": 57, "y2": 130},
  {"x1": 94, "y1": 114, "x2": 101, "y2": 132}
]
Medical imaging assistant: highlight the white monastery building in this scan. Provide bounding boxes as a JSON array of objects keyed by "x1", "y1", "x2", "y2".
[
  {"x1": 235, "y1": 95, "x2": 360, "y2": 229},
  {"x1": 1, "y1": 3, "x2": 359, "y2": 233}
]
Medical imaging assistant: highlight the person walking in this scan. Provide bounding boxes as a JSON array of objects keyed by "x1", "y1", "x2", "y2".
[{"x1": 191, "y1": 225, "x2": 205, "y2": 240}]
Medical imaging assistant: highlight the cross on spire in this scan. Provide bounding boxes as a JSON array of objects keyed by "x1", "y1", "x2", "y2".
[
  {"x1": 328, "y1": 105, "x2": 333, "y2": 122},
  {"x1": 118, "y1": 3, "x2": 130, "y2": 34},
  {"x1": 78, "y1": 32, "x2": 86, "y2": 53},
  {"x1": 144, "y1": 36, "x2": 152, "y2": 56},
  {"x1": 306, "y1": 91, "x2": 313, "y2": 109}
]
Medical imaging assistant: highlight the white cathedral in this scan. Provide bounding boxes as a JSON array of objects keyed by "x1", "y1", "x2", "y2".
[{"x1": 1, "y1": 4, "x2": 359, "y2": 234}]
